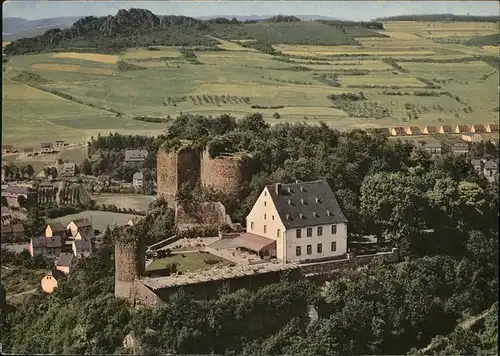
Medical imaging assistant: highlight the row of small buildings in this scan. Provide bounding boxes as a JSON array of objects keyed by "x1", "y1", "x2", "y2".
[
  {"x1": 2, "y1": 140, "x2": 68, "y2": 155},
  {"x1": 389, "y1": 123, "x2": 499, "y2": 137}
]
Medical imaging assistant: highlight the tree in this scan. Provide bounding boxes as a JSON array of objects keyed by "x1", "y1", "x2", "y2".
[
  {"x1": 17, "y1": 195, "x2": 27, "y2": 209},
  {"x1": 272, "y1": 112, "x2": 281, "y2": 119},
  {"x1": 24, "y1": 209, "x2": 46, "y2": 237}
]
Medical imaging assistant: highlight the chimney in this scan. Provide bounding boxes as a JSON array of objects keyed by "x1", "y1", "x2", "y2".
[{"x1": 275, "y1": 183, "x2": 282, "y2": 195}]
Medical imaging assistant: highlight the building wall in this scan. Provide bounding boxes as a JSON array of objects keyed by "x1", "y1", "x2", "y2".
[
  {"x1": 284, "y1": 223, "x2": 347, "y2": 264},
  {"x1": 246, "y1": 187, "x2": 285, "y2": 260},
  {"x1": 200, "y1": 150, "x2": 246, "y2": 197},
  {"x1": 41, "y1": 275, "x2": 58, "y2": 294},
  {"x1": 115, "y1": 237, "x2": 145, "y2": 300},
  {"x1": 56, "y1": 265, "x2": 70, "y2": 274}
]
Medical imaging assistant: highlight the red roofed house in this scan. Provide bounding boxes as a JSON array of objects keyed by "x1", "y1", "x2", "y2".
[
  {"x1": 486, "y1": 124, "x2": 499, "y2": 133},
  {"x1": 470, "y1": 124, "x2": 486, "y2": 133},
  {"x1": 391, "y1": 127, "x2": 406, "y2": 136}
]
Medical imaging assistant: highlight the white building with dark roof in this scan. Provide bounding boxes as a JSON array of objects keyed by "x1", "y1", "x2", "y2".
[
  {"x1": 245, "y1": 180, "x2": 348, "y2": 263},
  {"x1": 124, "y1": 150, "x2": 148, "y2": 162}
]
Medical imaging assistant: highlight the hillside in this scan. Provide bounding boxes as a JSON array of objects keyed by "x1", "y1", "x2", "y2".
[
  {"x1": 465, "y1": 33, "x2": 500, "y2": 46},
  {"x1": 375, "y1": 14, "x2": 499, "y2": 22},
  {"x1": 3, "y1": 8, "x2": 385, "y2": 55}
]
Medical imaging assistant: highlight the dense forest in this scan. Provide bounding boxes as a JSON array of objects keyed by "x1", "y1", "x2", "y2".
[
  {"x1": 3, "y1": 8, "x2": 386, "y2": 55},
  {"x1": 375, "y1": 14, "x2": 500, "y2": 22},
  {"x1": 1, "y1": 114, "x2": 498, "y2": 354}
]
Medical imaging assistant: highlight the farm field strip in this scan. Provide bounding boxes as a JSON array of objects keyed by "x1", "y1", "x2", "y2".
[
  {"x1": 120, "y1": 47, "x2": 181, "y2": 59},
  {"x1": 29, "y1": 63, "x2": 114, "y2": 75},
  {"x1": 206, "y1": 35, "x2": 257, "y2": 51},
  {"x1": 52, "y1": 52, "x2": 119, "y2": 63}
]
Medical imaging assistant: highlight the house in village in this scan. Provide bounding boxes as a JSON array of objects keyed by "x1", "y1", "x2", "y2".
[
  {"x1": 1, "y1": 207, "x2": 13, "y2": 225},
  {"x1": 486, "y1": 124, "x2": 499, "y2": 133},
  {"x1": 40, "y1": 269, "x2": 66, "y2": 294},
  {"x1": 133, "y1": 172, "x2": 144, "y2": 189},
  {"x1": 23, "y1": 148, "x2": 35, "y2": 157},
  {"x1": 438, "y1": 125, "x2": 453, "y2": 134},
  {"x1": 29, "y1": 236, "x2": 62, "y2": 258},
  {"x1": 461, "y1": 132, "x2": 483, "y2": 143},
  {"x1": 454, "y1": 125, "x2": 469, "y2": 134},
  {"x1": 125, "y1": 216, "x2": 143, "y2": 227},
  {"x1": 1, "y1": 185, "x2": 37, "y2": 208},
  {"x1": 470, "y1": 124, "x2": 486, "y2": 134},
  {"x1": 55, "y1": 140, "x2": 66, "y2": 149},
  {"x1": 405, "y1": 126, "x2": 421, "y2": 136},
  {"x1": 40, "y1": 142, "x2": 55, "y2": 154},
  {"x1": 422, "y1": 126, "x2": 437, "y2": 135},
  {"x1": 1, "y1": 145, "x2": 15, "y2": 154},
  {"x1": 55, "y1": 253, "x2": 75, "y2": 274},
  {"x1": 483, "y1": 160, "x2": 499, "y2": 183},
  {"x1": 59, "y1": 163, "x2": 76, "y2": 177},
  {"x1": 125, "y1": 150, "x2": 148, "y2": 163},
  {"x1": 66, "y1": 218, "x2": 92, "y2": 237},
  {"x1": 72, "y1": 238, "x2": 92, "y2": 258},
  {"x1": 242, "y1": 180, "x2": 348, "y2": 263},
  {"x1": 1, "y1": 223, "x2": 25, "y2": 242},
  {"x1": 45, "y1": 223, "x2": 67, "y2": 238},
  {"x1": 423, "y1": 142, "x2": 442, "y2": 156},
  {"x1": 390, "y1": 127, "x2": 406, "y2": 136},
  {"x1": 451, "y1": 143, "x2": 469, "y2": 155}
]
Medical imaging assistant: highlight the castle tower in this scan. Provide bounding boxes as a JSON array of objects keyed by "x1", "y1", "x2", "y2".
[
  {"x1": 200, "y1": 148, "x2": 248, "y2": 197},
  {"x1": 156, "y1": 143, "x2": 200, "y2": 207},
  {"x1": 114, "y1": 232, "x2": 145, "y2": 302}
]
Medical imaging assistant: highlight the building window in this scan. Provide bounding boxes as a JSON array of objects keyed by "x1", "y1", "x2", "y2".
[
  {"x1": 331, "y1": 225, "x2": 337, "y2": 234},
  {"x1": 264, "y1": 191, "x2": 267, "y2": 196},
  {"x1": 264, "y1": 201, "x2": 267, "y2": 206},
  {"x1": 307, "y1": 245, "x2": 312, "y2": 255},
  {"x1": 264, "y1": 225, "x2": 267, "y2": 234},
  {"x1": 296, "y1": 246, "x2": 301, "y2": 256},
  {"x1": 296, "y1": 229, "x2": 301, "y2": 239},
  {"x1": 317, "y1": 243, "x2": 322, "y2": 253},
  {"x1": 277, "y1": 229, "x2": 281, "y2": 238},
  {"x1": 317, "y1": 227, "x2": 323, "y2": 236},
  {"x1": 264, "y1": 214, "x2": 267, "y2": 220},
  {"x1": 251, "y1": 221, "x2": 254, "y2": 230},
  {"x1": 272, "y1": 215, "x2": 274, "y2": 220},
  {"x1": 331, "y1": 242, "x2": 337, "y2": 252},
  {"x1": 307, "y1": 228, "x2": 312, "y2": 237}
]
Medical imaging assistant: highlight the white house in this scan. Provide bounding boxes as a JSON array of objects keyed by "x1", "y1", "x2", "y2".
[
  {"x1": 66, "y1": 218, "x2": 92, "y2": 237},
  {"x1": 245, "y1": 180, "x2": 348, "y2": 263},
  {"x1": 133, "y1": 172, "x2": 144, "y2": 189}
]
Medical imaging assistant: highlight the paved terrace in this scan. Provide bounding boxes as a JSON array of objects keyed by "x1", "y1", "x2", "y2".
[{"x1": 140, "y1": 261, "x2": 299, "y2": 290}]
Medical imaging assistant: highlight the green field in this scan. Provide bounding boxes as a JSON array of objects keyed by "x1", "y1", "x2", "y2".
[
  {"x1": 147, "y1": 252, "x2": 232, "y2": 273},
  {"x1": 52, "y1": 210, "x2": 142, "y2": 232},
  {"x1": 91, "y1": 194, "x2": 155, "y2": 212},
  {"x1": 2, "y1": 20, "x2": 499, "y2": 147}
]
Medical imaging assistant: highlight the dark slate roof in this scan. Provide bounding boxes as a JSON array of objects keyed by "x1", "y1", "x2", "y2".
[
  {"x1": 49, "y1": 269, "x2": 66, "y2": 281},
  {"x1": 425, "y1": 143, "x2": 442, "y2": 149},
  {"x1": 46, "y1": 236, "x2": 62, "y2": 248},
  {"x1": 484, "y1": 160, "x2": 498, "y2": 170},
  {"x1": 31, "y1": 237, "x2": 45, "y2": 248},
  {"x1": 266, "y1": 180, "x2": 348, "y2": 229},
  {"x1": 74, "y1": 239, "x2": 92, "y2": 252},
  {"x1": 3, "y1": 186, "x2": 31, "y2": 195},
  {"x1": 471, "y1": 159, "x2": 482, "y2": 166},
  {"x1": 57, "y1": 253, "x2": 74, "y2": 267},
  {"x1": 452, "y1": 143, "x2": 469, "y2": 150},
  {"x1": 10, "y1": 224, "x2": 25, "y2": 233},
  {"x1": 47, "y1": 222, "x2": 66, "y2": 232}
]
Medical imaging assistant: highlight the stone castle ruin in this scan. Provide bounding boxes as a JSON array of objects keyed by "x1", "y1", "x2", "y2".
[{"x1": 156, "y1": 142, "x2": 250, "y2": 229}]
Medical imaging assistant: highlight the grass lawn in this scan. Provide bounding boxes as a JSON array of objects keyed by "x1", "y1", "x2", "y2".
[
  {"x1": 91, "y1": 194, "x2": 155, "y2": 212},
  {"x1": 1, "y1": 266, "x2": 45, "y2": 296},
  {"x1": 53, "y1": 210, "x2": 142, "y2": 232},
  {"x1": 147, "y1": 252, "x2": 232, "y2": 273}
]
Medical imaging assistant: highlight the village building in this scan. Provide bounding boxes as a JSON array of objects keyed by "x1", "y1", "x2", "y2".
[
  {"x1": 486, "y1": 124, "x2": 499, "y2": 133},
  {"x1": 23, "y1": 148, "x2": 35, "y2": 157},
  {"x1": 438, "y1": 125, "x2": 453, "y2": 134},
  {"x1": 390, "y1": 127, "x2": 406, "y2": 136},
  {"x1": 55, "y1": 253, "x2": 75, "y2": 274},
  {"x1": 59, "y1": 163, "x2": 76, "y2": 177},
  {"x1": 451, "y1": 143, "x2": 469, "y2": 155},
  {"x1": 40, "y1": 269, "x2": 66, "y2": 294},
  {"x1": 55, "y1": 140, "x2": 65, "y2": 149},
  {"x1": 40, "y1": 142, "x2": 55, "y2": 153},
  {"x1": 244, "y1": 180, "x2": 348, "y2": 263},
  {"x1": 405, "y1": 126, "x2": 421, "y2": 136},
  {"x1": 422, "y1": 126, "x2": 437, "y2": 135},
  {"x1": 1, "y1": 145, "x2": 15, "y2": 154},
  {"x1": 72, "y1": 238, "x2": 93, "y2": 258},
  {"x1": 423, "y1": 142, "x2": 442, "y2": 155},
  {"x1": 66, "y1": 218, "x2": 92, "y2": 237},
  {"x1": 45, "y1": 223, "x2": 67, "y2": 238},
  {"x1": 0, "y1": 223, "x2": 25, "y2": 242},
  {"x1": 461, "y1": 132, "x2": 483, "y2": 143},
  {"x1": 29, "y1": 236, "x2": 62, "y2": 258},
  {"x1": 125, "y1": 216, "x2": 143, "y2": 227},
  {"x1": 125, "y1": 150, "x2": 148, "y2": 163},
  {"x1": 1, "y1": 185, "x2": 37, "y2": 208},
  {"x1": 1, "y1": 207, "x2": 13, "y2": 225},
  {"x1": 454, "y1": 125, "x2": 469, "y2": 134},
  {"x1": 483, "y1": 160, "x2": 499, "y2": 183},
  {"x1": 470, "y1": 124, "x2": 486, "y2": 133},
  {"x1": 133, "y1": 172, "x2": 144, "y2": 189}
]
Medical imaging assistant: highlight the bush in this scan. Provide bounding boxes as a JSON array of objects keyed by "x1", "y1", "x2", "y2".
[{"x1": 273, "y1": 112, "x2": 281, "y2": 119}]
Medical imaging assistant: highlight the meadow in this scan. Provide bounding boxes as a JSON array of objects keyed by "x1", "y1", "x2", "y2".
[
  {"x1": 2, "y1": 19, "x2": 498, "y2": 147},
  {"x1": 53, "y1": 210, "x2": 142, "y2": 232},
  {"x1": 91, "y1": 194, "x2": 155, "y2": 212}
]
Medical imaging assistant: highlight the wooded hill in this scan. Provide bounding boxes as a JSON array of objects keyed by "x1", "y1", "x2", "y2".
[
  {"x1": 3, "y1": 8, "x2": 386, "y2": 55},
  {"x1": 375, "y1": 14, "x2": 499, "y2": 22}
]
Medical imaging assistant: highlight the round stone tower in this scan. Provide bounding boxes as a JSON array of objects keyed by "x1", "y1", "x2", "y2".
[{"x1": 114, "y1": 232, "x2": 145, "y2": 301}]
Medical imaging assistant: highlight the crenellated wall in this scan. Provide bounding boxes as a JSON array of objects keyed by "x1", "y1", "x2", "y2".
[{"x1": 200, "y1": 150, "x2": 248, "y2": 197}]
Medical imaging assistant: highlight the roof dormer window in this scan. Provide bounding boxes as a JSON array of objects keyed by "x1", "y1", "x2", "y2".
[
  {"x1": 300, "y1": 186, "x2": 305, "y2": 192},
  {"x1": 287, "y1": 187, "x2": 292, "y2": 193},
  {"x1": 300, "y1": 198, "x2": 306, "y2": 205},
  {"x1": 299, "y1": 213, "x2": 305, "y2": 219},
  {"x1": 286, "y1": 214, "x2": 291, "y2": 221},
  {"x1": 287, "y1": 199, "x2": 292, "y2": 206},
  {"x1": 326, "y1": 209, "x2": 332, "y2": 216},
  {"x1": 313, "y1": 212, "x2": 319, "y2": 218},
  {"x1": 315, "y1": 197, "x2": 320, "y2": 203}
]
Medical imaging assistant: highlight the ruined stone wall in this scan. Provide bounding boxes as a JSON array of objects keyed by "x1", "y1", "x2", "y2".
[
  {"x1": 156, "y1": 146, "x2": 200, "y2": 208},
  {"x1": 175, "y1": 201, "x2": 231, "y2": 231},
  {"x1": 200, "y1": 150, "x2": 247, "y2": 197}
]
